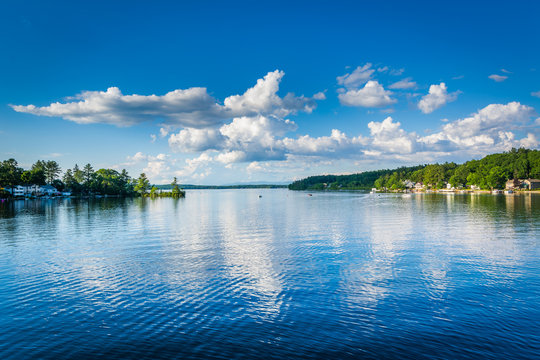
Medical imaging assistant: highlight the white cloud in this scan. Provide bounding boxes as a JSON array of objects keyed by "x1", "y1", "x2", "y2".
[
  {"x1": 159, "y1": 127, "x2": 169, "y2": 137},
  {"x1": 388, "y1": 77, "x2": 416, "y2": 90},
  {"x1": 167, "y1": 101, "x2": 537, "y2": 168},
  {"x1": 125, "y1": 101, "x2": 538, "y2": 183},
  {"x1": 368, "y1": 117, "x2": 416, "y2": 153},
  {"x1": 336, "y1": 64, "x2": 375, "y2": 88},
  {"x1": 420, "y1": 102, "x2": 536, "y2": 152},
  {"x1": 246, "y1": 161, "x2": 263, "y2": 172},
  {"x1": 313, "y1": 91, "x2": 326, "y2": 100},
  {"x1": 224, "y1": 70, "x2": 317, "y2": 117},
  {"x1": 215, "y1": 151, "x2": 247, "y2": 164},
  {"x1": 11, "y1": 70, "x2": 321, "y2": 128},
  {"x1": 280, "y1": 129, "x2": 368, "y2": 156},
  {"x1": 168, "y1": 128, "x2": 225, "y2": 152},
  {"x1": 531, "y1": 91, "x2": 540, "y2": 98},
  {"x1": 488, "y1": 74, "x2": 508, "y2": 82},
  {"x1": 519, "y1": 133, "x2": 538, "y2": 148},
  {"x1": 418, "y1": 83, "x2": 459, "y2": 114},
  {"x1": 169, "y1": 115, "x2": 297, "y2": 161},
  {"x1": 11, "y1": 86, "x2": 225, "y2": 128},
  {"x1": 501, "y1": 69, "x2": 512, "y2": 74},
  {"x1": 175, "y1": 153, "x2": 213, "y2": 179},
  {"x1": 338, "y1": 81, "x2": 397, "y2": 107},
  {"x1": 150, "y1": 134, "x2": 157, "y2": 143}
]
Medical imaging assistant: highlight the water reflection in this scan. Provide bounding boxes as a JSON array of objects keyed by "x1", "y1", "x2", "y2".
[{"x1": 0, "y1": 190, "x2": 538, "y2": 359}]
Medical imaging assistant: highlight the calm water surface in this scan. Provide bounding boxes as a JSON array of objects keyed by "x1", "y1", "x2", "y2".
[{"x1": 0, "y1": 189, "x2": 539, "y2": 359}]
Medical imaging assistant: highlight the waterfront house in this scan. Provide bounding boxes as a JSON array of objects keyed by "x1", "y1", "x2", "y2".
[
  {"x1": 403, "y1": 180, "x2": 415, "y2": 189},
  {"x1": 5, "y1": 185, "x2": 25, "y2": 197},
  {"x1": 25, "y1": 184, "x2": 43, "y2": 195},
  {"x1": 40, "y1": 185, "x2": 58, "y2": 196},
  {"x1": 414, "y1": 182, "x2": 425, "y2": 190},
  {"x1": 523, "y1": 179, "x2": 540, "y2": 190},
  {"x1": 505, "y1": 179, "x2": 521, "y2": 190}
]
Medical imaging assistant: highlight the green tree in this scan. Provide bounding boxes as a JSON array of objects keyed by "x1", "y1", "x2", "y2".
[
  {"x1": 83, "y1": 164, "x2": 94, "y2": 184},
  {"x1": 63, "y1": 169, "x2": 79, "y2": 191},
  {"x1": 486, "y1": 166, "x2": 506, "y2": 189},
  {"x1": 0, "y1": 159, "x2": 23, "y2": 186},
  {"x1": 51, "y1": 179, "x2": 64, "y2": 192},
  {"x1": 134, "y1": 173, "x2": 150, "y2": 195},
  {"x1": 29, "y1": 169, "x2": 46, "y2": 185},
  {"x1": 21, "y1": 171, "x2": 32, "y2": 184},
  {"x1": 73, "y1": 164, "x2": 84, "y2": 184},
  {"x1": 171, "y1": 177, "x2": 185, "y2": 197},
  {"x1": 31, "y1": 160, "x2": 46, "y2": 173},
  {"x1": 44, "y1": 161, "x2": 61, "y2": 184},
  {"x1": 466, "y1": 172, "x2": 483, "y2": 189}
]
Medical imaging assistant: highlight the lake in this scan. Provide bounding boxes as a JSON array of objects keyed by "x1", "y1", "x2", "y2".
[{"x1": 0, "y1": 189, "x2": 539, "y2": 359}]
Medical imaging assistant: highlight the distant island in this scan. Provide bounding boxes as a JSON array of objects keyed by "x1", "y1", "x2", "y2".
[{"x1": 288, "y1": 148, "x2": 540, "y2": 192}]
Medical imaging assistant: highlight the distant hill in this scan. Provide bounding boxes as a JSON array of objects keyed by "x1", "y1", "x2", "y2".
[{"x1": 289, "y1": 148, "x2": 540, "y2": 191}]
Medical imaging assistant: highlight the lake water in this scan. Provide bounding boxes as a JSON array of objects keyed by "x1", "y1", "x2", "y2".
[{"x1": 0, "y1": 189, "x2": 539, "y2": 359}]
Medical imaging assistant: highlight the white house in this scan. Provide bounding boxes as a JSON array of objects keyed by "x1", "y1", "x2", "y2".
[
  {"x1": 40, "y1": 185, "x2": 58, "y2": 196},
  {"x1": 5, "y1": 185, "x2": 25, "y2": 197},
  {"x1": 403, "y1": 180, "x2": 415, "y2": 189}
]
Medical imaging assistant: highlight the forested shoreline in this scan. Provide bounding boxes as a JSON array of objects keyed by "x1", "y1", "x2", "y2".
[
  {"x1": 0, "y1": 159, "x2": 184, "y2": 199},
  {"x1": 289, "y1": 148, "x2": 540, "y2": 191}
]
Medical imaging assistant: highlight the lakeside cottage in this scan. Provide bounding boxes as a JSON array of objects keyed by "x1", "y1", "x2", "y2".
[
  {"x1": 505, "y1": 178, "x2": 540, "y2": 190},
  {"x1": 3, "y1": 184, "x2": 59, "y2": 197},
  {"x1": 414, "y1": 182, "x2": 425, "y2": 190}
]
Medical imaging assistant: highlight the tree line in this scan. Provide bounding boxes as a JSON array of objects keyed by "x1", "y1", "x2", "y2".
[
  {"x1": 289, "y1": 148, "x2": 540, "y2": 191},
  {"x1": 0, "y1": 158, "x2": 184, "y2": 198}
]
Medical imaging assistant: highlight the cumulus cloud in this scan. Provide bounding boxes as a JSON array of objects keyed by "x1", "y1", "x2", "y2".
[
  {"x1": 313, "y1": 92, "x2": 326, "y2": 100},
  {"x1": 488, "y1": 74, "x2": 508, "y2": 82},
  {"x1": 175, "y1": 153, "x2": 214, "y2": 179},
  {"x1": 338, "y1": 81, "x2": 397, "y2": 107},
  {"x1": 11, "y1": 86, "x2": 225, "y2": 128},
  {"x1": 166, "y1": 101, "x2": 536, "y2": 170},
  {"x1": 128, "y1": 101, "x2": 537, "y2": 183},
  {"x1": 280, "y1": 129, "x2": 368, "y2": 157},
  {"x1": 159, "y1": 127, "x2": 169, "y2": 137},
  {"x1": 421, "y1": 102, "x2": 536, "y2": 152},
  {"x1": 388, "y1": 77, "x2": 417, "y2": 90},
  {"x1": 11, "y1": 70, "x2": 322, "y2": 128},
  {"x1": 418, "y1": 83, "x2": 459, "y2": 114},
  {"x1": 368, "y1": 117, "x2": 416, "y2": 153},
  {"x1": 168, "y1": 128, "x2": 225, "y2": 152},
  {"x1": 336, "y1": 64, "x2": 375, "y2": 88},
  {"x1": 224, "y1": 70, "x2": 317, "y2": 117}
]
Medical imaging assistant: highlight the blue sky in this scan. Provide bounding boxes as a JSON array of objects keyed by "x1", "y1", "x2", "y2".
[{"x1": 1, "y1": 0, "x2": 539, "y2": 184}]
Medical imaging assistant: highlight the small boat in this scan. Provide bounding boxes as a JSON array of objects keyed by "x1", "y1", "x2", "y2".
[
  {"x1": 308, "y1": 194, "x2": 312, "y2": 196},
  {"x1": 258, "y1": 195, "x2": 262, "y2": 198},
  {"x1": 491, "y1": 189, "x2": 503, "y2": 194},
  {"x1": 504, "y1": 190, "x2": 513, "y2": 194},
  {"x1": 370, "y1": 188, "x2": 377, "y2": 194}
]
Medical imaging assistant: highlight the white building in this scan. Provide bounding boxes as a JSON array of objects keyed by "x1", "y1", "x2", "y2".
[
  {"x1": 40, "y1": 185, "x2": 58, "y2": 196},
  {"x1": 5, "y1": 185, "x2": 25, "y2": 197}
]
